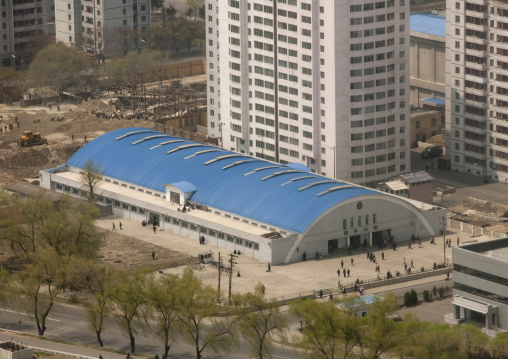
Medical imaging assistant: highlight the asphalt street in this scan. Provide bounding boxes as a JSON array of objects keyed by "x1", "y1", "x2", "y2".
[{"x1": 0, "y1": 300, "x2": 301, "y2": 359}]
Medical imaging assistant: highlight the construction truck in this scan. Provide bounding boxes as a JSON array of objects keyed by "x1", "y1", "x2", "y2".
[{"x1": 17, "y1": 131, "x2": 47, "y2": 147}]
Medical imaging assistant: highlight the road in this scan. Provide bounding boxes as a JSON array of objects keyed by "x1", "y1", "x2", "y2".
[{"x1": 0, "y1": 300, "x2": 301, "y2": 359}]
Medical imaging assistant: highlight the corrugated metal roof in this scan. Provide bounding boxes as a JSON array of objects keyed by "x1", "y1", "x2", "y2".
[
  {"x1": 399, "y1": 170, "x2": 434, "y2": 183},
  {"x1": 170, "y1": 181, "x2": 197, "y2": 193},
  {"x1": 410, "y1": 13, "x2": 445, "y2": 37},
  {"x1": 421, "y1": 97, "x2": 445, "y2": 105},
  {"x1": 66, "y1": 128, "x2": 380, "y2": 233}
]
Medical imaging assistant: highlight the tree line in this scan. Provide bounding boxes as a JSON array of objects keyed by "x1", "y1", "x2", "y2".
[{"x1": 0, "y1": 190, "x2": 287, "y2": 359}]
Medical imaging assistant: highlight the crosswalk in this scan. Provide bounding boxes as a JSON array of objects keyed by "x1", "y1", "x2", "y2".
[{"x1": 45, "y1": 321, "x2": 88, "y2": 336}]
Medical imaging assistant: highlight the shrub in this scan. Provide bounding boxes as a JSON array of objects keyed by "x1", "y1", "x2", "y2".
[
  {"x1": 433, "y1": 285, "x2": 438, "y2": 298},
  {"x1": 404, "y1": 291, "x2": 412, "y2": 307},
  {"x1": 410, "y1": 289, "x2": 418, "y2": 305},
  {"x1": 423, "y1": 289, "x2": 432, "y2": 302},
  {"x1": 404, "y1": 289, "x2": 419, "y2": 306},
  {"x1": 445, "y1": 285, "x2": 450, "y2": 297},
  {"x1": 438, "y1": 286, "x2": 445, "y2": 299},
  {"x1": 69, "y1": 293, "x2": 80, "y2": 304}
]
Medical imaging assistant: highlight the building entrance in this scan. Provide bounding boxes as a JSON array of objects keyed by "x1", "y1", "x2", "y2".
[
  {"x1": 373, "y1": 229, "x2": 391, "y2": 248},
  {"x1": 150, "y1": 213, "x2": 160, "y2": 226}
]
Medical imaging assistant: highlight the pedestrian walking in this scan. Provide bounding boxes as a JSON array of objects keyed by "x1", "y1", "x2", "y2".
[
  {"x1": 341, "y1": 259, "x2": 344, "y2": 268},
  {"x1": 457, "y1": 236, "x2": 460, "y2": 246},
  {"x1": 351, "y1": 258, "x2": 354, "y2": 266},
  {"x1": 338, "y1": 280, "x2": 341, "y2": 289},
  {"x1": 343, "y1": 268, "x2": 346, "y2": 277},
  {"x1": 403, "y1": 257, "x2": 406, "y2": 266},
  {"x1": 84, "y1": 135, "x2": 87, "y2": 143},
  {"x1": 57, "y1": 105, "x2": 60, "y2": 111},
  {"x1": 152, "y1": 251, "x2": 155, "y2": 260},
  {"x1": 366, "y1": 251, "x2": 370, "y2": 259},
  {"x1": 153, "y1": 224, "x2": 156, "y2": 233},
  {"x1": 155, "y1": 354, "x2": 159, "y2": 359},
  {"x1": 337, "y1": 268, "x2": 341, "y2": 277},
  {"x1": 72, "y1": 133, "x2": 74, "y2": 141},
  {"x1": 408, "y1": 241, "x2": 412, "y2": 249},
  {"x1": 319, "y1": 289, "x2": 323, "y2": 299},
  {"x1": 381, "y1": 251, "x2": 384, "y2": 260},
  {"x1": 99, "y1": 355, "x2": 103, "y2": 359},
  {"x1": 411, "y1": 259, "x2": 414, "y2": 268},
  {"x1": 343, "y1": 287, "x2": 347, "y2": 296},
  {"x1": 112, "y1": 222, "x2": 116, "y2": 231},
  {"x1": 347, "y1": 268, "x2": 350, "y2": 277},
  {"x1": 418, "y1": 240, "x2": 421, "y2": 248},
  {"x1": 267, "y1": 263, "x2": 271, "y2": 272},
  {"x1": 119, "y1": 221, "x2": 123, "y2": 230}
]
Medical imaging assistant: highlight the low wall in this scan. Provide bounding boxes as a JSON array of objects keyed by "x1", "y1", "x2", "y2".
[{"x1": 449, "y1": 218, "x2": 508, "y2": 238}]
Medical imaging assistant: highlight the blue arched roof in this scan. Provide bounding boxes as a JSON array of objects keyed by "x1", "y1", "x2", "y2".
[{"x1": 67, "y1": 128, "x2": 380, "y2": 233}]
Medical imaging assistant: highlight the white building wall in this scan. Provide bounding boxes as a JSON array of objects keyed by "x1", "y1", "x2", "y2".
[
  {"x1": 0, "y1": 0, "x2": 54, "y2": 68},
  {"x1": 56, "y1": 0, "x2": 150, "y2": 58},
  {"x1": 206, "y1": 0, "x2": 410, "y2": 186},
  {"x1": 446, "y1": 0, "x2": 508, "y2": 182}
]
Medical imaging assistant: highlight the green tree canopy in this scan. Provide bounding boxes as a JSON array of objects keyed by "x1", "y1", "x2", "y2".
[{"x1": 27, "y1": 43, "x2": 92, "y2": 101}]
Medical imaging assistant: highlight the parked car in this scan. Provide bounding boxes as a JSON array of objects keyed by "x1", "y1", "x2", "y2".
[{"x1": 420, "y1": 145, "x2": 443, "y2": 159}]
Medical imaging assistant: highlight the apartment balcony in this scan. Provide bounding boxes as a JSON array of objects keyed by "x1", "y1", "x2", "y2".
[
  {"x1": 465, "y1": 10, "x2": 488, "y2": 18},
  {"x1": 465, "y1": 23, "x2": 488, "y2": 32},
  {"x1": 465, "y1": 61, "x2": 487, "y2": 71},
  {"x1": 464, "y1": 99, "x2": 488, "y2": 109},
  {"x1": 465, "y1": 86, "x2": 488, "y2": 96},
  {"x1": 465, "y1": 73, "x2": 488, "y2": 83},
  {"x1": 465, "y1": 36, "x2": 488, "y2": 46},
  {"x1": 465, "y1": 48, "x2": 487, "y2": 58}
]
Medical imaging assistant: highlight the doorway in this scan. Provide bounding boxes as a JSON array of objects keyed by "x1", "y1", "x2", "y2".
[
  {"x1": 150, "y1": 213, "x2": 160, "y2": 226},
  {"x1": 328, "y1": 239, "x2": 338, "y2": 253}
]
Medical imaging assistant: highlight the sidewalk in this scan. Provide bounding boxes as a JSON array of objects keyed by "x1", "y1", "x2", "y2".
[
  {"x1": 0, "y1": 332, "x2": 127, "y2": 359},
  {"x1": 95, "y1": 217, "x2": 480, "y2": 301}
]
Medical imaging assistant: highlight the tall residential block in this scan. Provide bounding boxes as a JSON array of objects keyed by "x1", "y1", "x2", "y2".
[
  {"x1": 0, "y1": 0, "x2": 54, "y2": 68},
  {"x1": 55, "y1": 0, "x2": 151, "y2": 58},
  {"x1": 446, "y1": 0, "x2": 508, "y2": 182},
  {"x1": 206, "y1": 0, "x2": 410, "y2": 186}
]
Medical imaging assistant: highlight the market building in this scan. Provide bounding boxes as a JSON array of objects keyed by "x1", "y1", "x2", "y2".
[{"x1": 39, "y1": 128, "x2": 445, "y2": 265}]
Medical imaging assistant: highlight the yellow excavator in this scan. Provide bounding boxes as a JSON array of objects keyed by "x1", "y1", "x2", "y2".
[{"x1": 17, "y1": 131, "x2": 48, "y2": 147}]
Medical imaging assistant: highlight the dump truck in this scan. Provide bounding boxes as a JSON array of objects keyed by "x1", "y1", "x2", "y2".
[{"x1": 17, "y1": 131, "x2": 47, "y2": 147}]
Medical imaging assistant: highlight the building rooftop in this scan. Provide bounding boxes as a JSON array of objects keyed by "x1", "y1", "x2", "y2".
[
  {"x1": 66, "y1": 128, "x2": 384, "y2": 233},
  {"x1": 410, "y1": 13, "x2": 445, "y2": 38},
  {"x1": 421, "y1": 97, "x2": 446, "y2": 106},
  {"x1": 399, "y1": 170, "x2": 434, "y2": 184},
  {"x1": 384, "y1": 180, "x2": 409, "y2": 191}
]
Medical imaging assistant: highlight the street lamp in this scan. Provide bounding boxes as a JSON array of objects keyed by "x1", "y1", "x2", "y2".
[{"x1": 219, "y1": 122, "x2": 225, "y2": 148}]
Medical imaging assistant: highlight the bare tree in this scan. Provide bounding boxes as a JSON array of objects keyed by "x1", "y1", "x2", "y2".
[{"x1": 80, "y1": 159, "x2": 104, "y2": 203}]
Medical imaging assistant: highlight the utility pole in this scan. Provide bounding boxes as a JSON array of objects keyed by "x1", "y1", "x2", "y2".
[
  {"x1": 227, "y1": 253, "x2": 237, "y2": 306},
  {"x1": 441, "y1": 216, "x2": 446, "y2": 265},
  {"x1": 441, "y1": 179, "x2": 444, "y2": 206},
  {"x1": 217, "y1": 252, "x2": 223, "y2": 303}
]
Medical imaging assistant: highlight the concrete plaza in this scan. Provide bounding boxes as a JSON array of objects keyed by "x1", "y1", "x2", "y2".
[{"x1": 95, "y1": 216, "x2": 486, "y2": 300}]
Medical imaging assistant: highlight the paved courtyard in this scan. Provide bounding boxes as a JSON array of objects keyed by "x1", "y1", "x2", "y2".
[{"x1": 95, "y1": 217, "x2": 487, "y2": 300}]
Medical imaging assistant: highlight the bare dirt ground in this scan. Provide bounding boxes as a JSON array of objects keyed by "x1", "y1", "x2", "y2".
[
  {"x1": 0, "y1": 100, "x2": 156, "y2": 179},
  {"x1": 97, "y1": 226, "x2": 194, "y2": 271}
]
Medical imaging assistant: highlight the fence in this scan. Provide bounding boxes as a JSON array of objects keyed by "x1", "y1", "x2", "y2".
[
  {"x1": 266, "y1": 266, "x2": 452, "y2": 306},
  {"x1": 449, "y1": 218, "x2": 508, "y2": 239}
]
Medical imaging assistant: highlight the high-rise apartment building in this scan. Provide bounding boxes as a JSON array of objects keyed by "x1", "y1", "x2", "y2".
[
  {"x1": 206, "y1": 0, "x2": 410, "y2": 185},
  {"x1": 446, "y1": 0, "x2": 508, "y2": 182},
  {"x1": 0, "y1": 0, "x2": 55, "y2": 68},
  {"x1": 55, "y1": 0, "x2": 151, "y2": 58}
]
